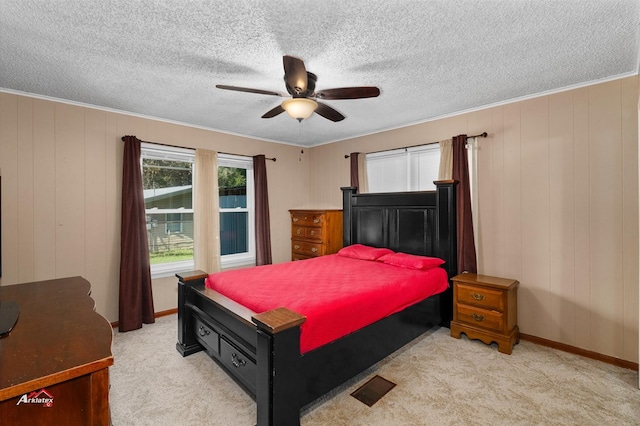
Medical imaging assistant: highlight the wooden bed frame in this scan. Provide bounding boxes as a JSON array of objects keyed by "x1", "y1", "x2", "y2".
[{"x1": 176, "y1": 181, "x2": 457, "y2": 426}]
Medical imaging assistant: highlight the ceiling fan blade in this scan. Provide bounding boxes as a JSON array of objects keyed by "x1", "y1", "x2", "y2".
[
  {"x1": 261, "y1": 104, "x2": 285, "y2": 119},
  {"x1": 216, "y1": 84, "x2": 283, "y2": 97},
  {"x1": 283, "y1": 55, "x2": 308, "y2": 95},
  {"x1": 315, "y1": 86, "x2": 380, "y2": 100},
  {"x1": 315, "y1": 102, "x2": 345, "y2": 122}
]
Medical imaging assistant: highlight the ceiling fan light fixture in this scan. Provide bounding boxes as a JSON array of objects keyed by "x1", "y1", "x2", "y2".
[{"x1": 282, "y1": 98, "x2": 317, "y2": 122}]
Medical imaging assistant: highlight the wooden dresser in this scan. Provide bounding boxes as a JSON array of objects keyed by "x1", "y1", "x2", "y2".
[
  {"x1": 450, "y1": 273, "x2": 519, "y2": 354},
  {"x1": 289, "y1": 209, "x2": 343, "y2": 260},
  {"x1": 0, "y1": 276, "x2": 113, "y2": 425}
]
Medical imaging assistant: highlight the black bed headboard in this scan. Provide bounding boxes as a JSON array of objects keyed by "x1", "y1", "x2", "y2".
[
  {"x1": 341, "y1": 181, "x2": 457, "y2": 276},
  {"x1": 341, "y1": 181, "x2": 458, "y2": 324}
]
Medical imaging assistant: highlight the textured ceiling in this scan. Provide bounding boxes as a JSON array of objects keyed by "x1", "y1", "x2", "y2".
[{"x1": 1, "y1": 1, "x2": 638, "y2": 147}]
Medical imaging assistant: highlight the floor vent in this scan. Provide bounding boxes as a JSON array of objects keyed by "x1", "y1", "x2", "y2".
[{"x1": 350, "y1": 375, "x2": 396, "y2": 407}]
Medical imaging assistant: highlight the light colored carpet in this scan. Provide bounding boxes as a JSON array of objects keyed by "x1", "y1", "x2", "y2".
[{"x1": 110, "y1": 315, "x2": 639, "y2": 425}]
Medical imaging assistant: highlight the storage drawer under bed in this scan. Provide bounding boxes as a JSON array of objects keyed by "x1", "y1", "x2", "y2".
[
  {"x1": 193, "y1": 314, "x2": 220, "y2": 355},
  {"x1": 192, "y1": 313, "x2": 257, "y2": 394},
  {"x1": 219, "y1": 337, "x2": 257, "y2": 391}
]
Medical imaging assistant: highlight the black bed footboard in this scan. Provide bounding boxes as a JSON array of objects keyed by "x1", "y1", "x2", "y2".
[{"x1": 176, "y1": 271, "x2": 307, "y2": 426}]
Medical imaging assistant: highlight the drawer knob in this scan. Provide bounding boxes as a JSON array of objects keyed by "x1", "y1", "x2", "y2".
[
  {"x1": 472, "y1": 313, "x2": 484, "y2": 322},
  {"x1": 294, "y1": 244, "x2": 300, "y2": 250},
  {"x1": 231, "y1": 352, "x2": 246, "y2": 368},
  {"x1": 310, "y1": 230, "x2": 315, "y2": 236},
  {"x1": 471, "y1": 293, "x2": 485, "y2": 301},
  {"x1": 198, "y1": 325, "x2": 210, "y2": 337},
  {"x1": 293, "y1": 217, "x2": 299, "y2": 222},
  {"x1": 296, "y1": 229, "x2": 302, "y2": 235},
  {"x1": 313, "y1": 218, "x2": 320, "y2": 223},
  {"x1": 311, "y1": 247, "x2": 318, "y2": 253}
]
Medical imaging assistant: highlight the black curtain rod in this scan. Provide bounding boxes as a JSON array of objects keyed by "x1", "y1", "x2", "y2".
[
  {"x1": 121, "y1": 136, "x2": 276, "y2": 162},
  {"x1": 344, "y1": 132, "x2": 487, "y2": 158}
]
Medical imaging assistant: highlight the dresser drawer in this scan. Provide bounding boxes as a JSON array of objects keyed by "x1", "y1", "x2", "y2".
[
  {"x1": 292, "y1": 241, "x2": 323, "y2": 257},
  {"x1": 219, "y1": 337, "x2": 257, "y2": 393},
  {"x1": 292, "y1": 253, "x2": 313, "y2": 261},
  {"x1": 292, "y1": 225, "x2": 324, "y2": 241},
  {"x1": 291, "y1": 212, "x2": 324, "y2": 227},
  {"x1": 457, "y1": 283, "x2": 504, "y2": 311},
  {"x1": 456, "y1": 303, "x2": 504, "y2": 332}
]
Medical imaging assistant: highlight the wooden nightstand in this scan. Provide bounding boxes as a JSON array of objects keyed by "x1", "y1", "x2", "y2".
[{"x1": 450, "y1": 273, "x2": 519, "y2": 354}]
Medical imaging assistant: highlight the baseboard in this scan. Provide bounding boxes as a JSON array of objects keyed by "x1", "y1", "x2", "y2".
[
  {"x1": 110, "y1": 308, "x2": 178, "y2": 329},
  {"x1": 154, "y1": 308, "x2": 179, "y2": 318},
  {"x1": 520, "y1": 333, "x2": 638, "y2": 371}
]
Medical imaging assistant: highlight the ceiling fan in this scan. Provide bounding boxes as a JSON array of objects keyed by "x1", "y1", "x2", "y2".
[{"x1": 216, "y1": 55, "x2": 380, "y2": 122}]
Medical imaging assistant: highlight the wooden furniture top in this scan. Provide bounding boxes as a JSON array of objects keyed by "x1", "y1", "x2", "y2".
[
  {"x1": 0, "y1": 276, "x2": 114, "y2": 401},
  {"x1": 452, "y1": 273, "x2": 519, "y2": 290},
  {"x1": 252, "y1": 307, "x2": 306, "y2": 334}
]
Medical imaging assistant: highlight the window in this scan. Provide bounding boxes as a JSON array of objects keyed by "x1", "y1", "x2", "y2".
[
  {"x1": 141, "y1": 144, "x2": 255, "y2": 277},
  {"x1": 365, "y1": 139, "x2": 479, "y2": 248},
  {"x1": 141, "y1": 144, "x2": 195, "y2": 277},
  {"x1": 218, "y1": 154, "x2": 255, "y2": 268},
  {"x1": 366, "y1": 144, "x2": 440, "y2": 192}
]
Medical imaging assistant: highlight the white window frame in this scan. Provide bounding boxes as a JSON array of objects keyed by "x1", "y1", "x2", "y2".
[
  {"x1": 365, "y1": 143, "x2": 441, "y2": 193},
  {"x1": 140, "y1": 145, "x2": 256, "y2": 277},
  {"x1": 365, "y1": 139, "x2": 479, "y2": 255},
  {"x1": 141, "y1": 143, "x2": 195, "y2": 278},
  {"x1": 218, "y1": 153, "x2": 256, "y2": 269}
]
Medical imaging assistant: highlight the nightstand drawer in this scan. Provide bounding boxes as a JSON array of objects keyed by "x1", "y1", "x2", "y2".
[
  {"x1": 457, "y1": 283, "x2": 504, "y2": 311},
  {"x1": 456, "y1": 304, "x2": 504, "y2": 332}
]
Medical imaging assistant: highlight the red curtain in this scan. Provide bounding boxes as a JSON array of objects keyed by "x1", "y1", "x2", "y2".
[
  {"x1": 349, "y1": 152, "x2": 360, "y2": 191},
  {"x1": 452, "y1": 135, "x2": 477, "y2": 274},
  {"x1": 253, "y1": 155, "x2": 272, "y2": 265},
  {"x1": 118, "y1": 136, "x2": 155, "y2": 332}
]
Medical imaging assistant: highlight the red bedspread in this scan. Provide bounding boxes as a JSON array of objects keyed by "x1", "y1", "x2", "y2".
[{"x1": 205, "y1": 254, "x2": 448, "y2": 354}]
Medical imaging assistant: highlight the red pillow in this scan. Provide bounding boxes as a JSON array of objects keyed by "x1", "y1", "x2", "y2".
[
  {"x1": 337, "y1": 244, "x2": 394, "y2": 261},
  {"x1": 377, "y1": 252, "x2": 445, "y2": 270}
]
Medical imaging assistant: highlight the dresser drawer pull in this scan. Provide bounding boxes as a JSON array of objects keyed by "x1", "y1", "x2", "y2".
[
  {"x1": 293, "y1": 217, "x2": 299, "y2": 222},
  {"x1": 198, "y1": 325, "x2": 211, "y2": 337},
  {"x1": 471, "y1": 293, "x2": 485, "y2": 301},
  {"x1": 231, "y1": 352, "x2": 246, "y2": 368},
  {"x1": 309, "y1": 230, "x2": 316, "y2": 236},
  {"x1": 311, "y1": 247, "x2": 318, "y2": 253},
  {"x1": 296, "y1": 229, "x2": 302, "y2": 235},
  {"x1": 293, "y1": 244, "x2": 300, "y2": 250},
  {"x1": 472, "y1": 313, "x2": 484, "y2": 322},
  {"x1": 313, "y1": 218, "x2": 320, "y2": 223}
]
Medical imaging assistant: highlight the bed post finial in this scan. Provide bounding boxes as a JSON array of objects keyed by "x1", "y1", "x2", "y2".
[
  {"x1": 434, "y1": 180, "x2": 458, "y2": 326},
  {"x1": 341, "y1": 187, "x2": 357, "y2": 247}
]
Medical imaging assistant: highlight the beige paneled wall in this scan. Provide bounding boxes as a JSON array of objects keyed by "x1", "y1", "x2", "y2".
[
  {"x1": 1, "y1": 76, "x2": 638, "y2": 363},
  {"x1": 308, "y1": 76, "x2": 639, "y2": 363},
  {"x1": 0, "y1": 93, "x2": 309, "y2": 323}
]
